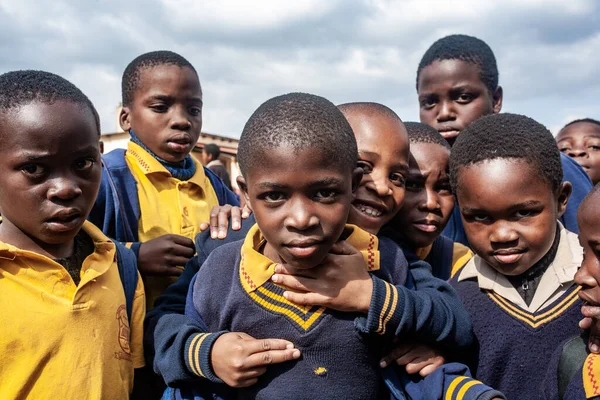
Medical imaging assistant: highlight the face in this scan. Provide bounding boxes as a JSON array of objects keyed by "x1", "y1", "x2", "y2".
[
  {"x1": 392, "y1": 142, "x2": 454, "y2": 249},
  {"x1": 574, "y1": 195, "x2": 600, "y2": 316},
  {"x1": 556, "y1": 122, "x2": 600, "y2": 185},
  {"x1": 418, "y1": 59, "x2": 502, "y2": 146},
  {"x1": 238, "y1": 147, "x2": 361, "y2": 270},
  {"x1": 456, "y1": 158, "x2": 570, "y2": 276},
  {"x1": 0, "y1": 101, "x2": 102, "y2": 258},
  {"x1": 344, "y1": 112, "x2": 409, "y2": 234},
  {"x1": 120, "y1": 65, "x2": 202, "y2": 163}
]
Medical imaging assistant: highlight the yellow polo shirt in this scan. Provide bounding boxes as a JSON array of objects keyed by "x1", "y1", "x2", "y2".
[
  {"x1": 125, "y1": 141, "x2": 219, "y2": 307},
  {"x1": 0, "y1": 221, "x2": 145, "y2": 399}
]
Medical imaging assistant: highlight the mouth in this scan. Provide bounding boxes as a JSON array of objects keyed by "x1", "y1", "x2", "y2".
[
  {"x1": 579, "y1": 295, "x2": 600, "y2": 318},
  {"x1": 166, "y1": 135, "x2": 193, "y2": 153},
  {"x1": 283, "y1": 239, "x2": 325, "y2": 259},
  {"x1": 412, "y1": 219, "x2": 440, "y2": 233},
  {"x1": 352, "y1": 200, "x2": 388, "y2": 219},
  {"x1": 438, "y1": 127, "x2": 461, "y2": 140},
  {"x1": 492, "y1": 249, "x2": 526, "y2": 265},
  {"x1": 46, "y1": 209, "x2": 83, "y2": 233}
]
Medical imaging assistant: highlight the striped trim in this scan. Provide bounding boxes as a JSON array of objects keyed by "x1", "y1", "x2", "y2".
[
  {"x1": 249, "y1": 282, "x2": 326, "y2": 331},
  {"x1": 375, "y1": 281, "x2": 399, "y2": 335},
  {"x1": 445, "y1": 376, "x2": 468, "y2": 400},
  {"x1": 487, "y1": 286, "x2": 581, "y2": 328},
  {"x1": 445, "y1": 376, "x2": 485, "y2": 400},
  {"x1": 187, "y1": 333, "x2": 210, "y2": 377},
  {"x1": 456, "y1": 379, "x2": 483, "y2": 399},
  {"x1": 584, "y1": 353, "x2": 600, "y2": 397}
]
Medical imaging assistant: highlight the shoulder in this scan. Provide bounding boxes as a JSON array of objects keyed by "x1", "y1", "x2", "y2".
[
  {"x1": 197, "y1": 239, "x2": 245, "y2": 275},
  {"x1": 451, "y1": 242, "x2": 474, "y2": 278},
  {"x1": 102, "y1": 149, "x2": 128, "y2": 169}
]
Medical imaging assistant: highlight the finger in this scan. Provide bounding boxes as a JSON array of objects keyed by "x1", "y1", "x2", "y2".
[
  {"x1": 242, "y1": 337, "x2": 295, "y2": 354},
  {"x1": 329, "y1": 240, "x2": 360, "y2": 256},
  {"x1": 394, "y1": 348, "x2": 422, "y2": 366},
  {"x1": 170, "y1": 244, "x2": 196, "y2": 259},
  {"x1": 580, "y1": 317, "x2": 593, "y2": 330},
  {"x1": 199, "y1": 222, "x2": 210, "y2": 232},
  {"x1": 217, "y1": 208, "x2": 231, "y2": 239},
  {"x1": 417, "y1": 362, "x2": 441, "y2": 377},
  {"x1": 282, "y1": 291, "x2": 328, "y2": 307},
  {"x1": 209, "y1": 206, "x2": 228, "y2": 239},
  {"x1": 230, "y1": 206, "x2": 242, "y2": 231},
  {"x1": 403, "y1": 357, "x2": 432, "y2": 375},
  {"x1": 244, "y1": 348, "x2": 301, "y2": 368},
  {"x1": 379, "y1": 345, "x2": 412, "y2": 368},
  {"x1": 166, "y1": 255, "x2": 194, "y2": 267},
  {"x1": 271, "y1": 274, "x2": 316, "y2": 292},
  {"x1": 241, "y1": 204, "x2": 252, "y2": 219},
  {"x1": 169, "y1": 234, "x2": 196, "y2": 249},
  {"x1": 150, "y1": 266, "x2": 184, "y2": 277}
]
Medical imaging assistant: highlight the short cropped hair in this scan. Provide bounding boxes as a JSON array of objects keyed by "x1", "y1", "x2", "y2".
[
  {"x1": 404, "y1": 121, "x2": 451, "y2": 150},
  {"x1": 449, "y1": 113, "x2": 563, "y2": 193},
  {"x1": 0, "y1": 70, "x2": 100, "y2": 133},
  {"x1": 561, "y1": 118, "x2": 600, "y2": 131},
  {"x1": 417, "y1": 34, "x2": 498, "y2": 94},
  {"x1": 337, "y1": 102, "x2": 401, "y2": 122},
  {"x1": 238, "y1": 92, "x2": 357, "y2": 175},
  {"x1": 122, "y1": 50, "x2": 198, "y2": 107},
  {"x1": 204, "y1": 143, "x2": 221, "y2": 159}
]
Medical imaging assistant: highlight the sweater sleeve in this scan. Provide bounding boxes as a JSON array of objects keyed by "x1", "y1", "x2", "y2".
[
  {"x1": 356, "y1": 256, "x2": 474, "y2": 349},
  {"x1": 400, "y1": 362, "x2": 506, "y2": 400}
]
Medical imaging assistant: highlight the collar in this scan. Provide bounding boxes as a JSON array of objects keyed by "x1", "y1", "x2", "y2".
[
  {"x1": 126, "y1": 141, "x2": 207, "y2": 186},
  {"x1": 239, "y1": 223, "x2": 381, "y2": 293},
  {"x1": 206, "y1": 160, "x2": 223, "y2": 168},
  {"x1": 457, "y1": 222, "x2": 582, "y2": 312}
]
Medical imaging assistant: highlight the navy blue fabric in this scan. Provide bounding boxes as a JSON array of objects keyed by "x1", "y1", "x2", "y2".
[
  {"x1": 443, "y1": 153, "x2": 593, "y2": 246},
  {"x1": 88, "y1": 148, "x2": 239, "y2": 255},
  {"x1": 425, "y1": 235, "x2": 455, "y2": 281},
  {"x1": 111, "y1": 239, "x2": 139, "y2": 323}
]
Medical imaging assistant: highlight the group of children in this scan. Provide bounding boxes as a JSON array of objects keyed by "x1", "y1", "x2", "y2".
[{"x1": 0, "y1": 32, "x2": 598, "y2": 400}]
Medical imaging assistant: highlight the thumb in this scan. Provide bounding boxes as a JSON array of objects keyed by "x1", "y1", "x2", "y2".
[{"x1": 330, "y1": 240, "x2": 360, "y2": 256}]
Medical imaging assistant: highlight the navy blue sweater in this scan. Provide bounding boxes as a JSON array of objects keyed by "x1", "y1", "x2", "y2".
[
  {"x1": 88, "y1": 148, "x2": 239, "y2": 256},
  {"x1": 443, "y1": 153, "x2": 592, "y2": 245},
  {"x1": 451, "y1": 273, "x2": 582, "y2": 399},
  {"x1": 147, "y1": 215, "x2": 475, "y2": 387}
]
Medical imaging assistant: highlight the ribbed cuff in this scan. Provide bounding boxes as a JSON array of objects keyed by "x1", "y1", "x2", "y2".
[
  {"x1": 355, "y1": 276, "x2": 402, "y2": 335},
  {"x1": 445, "y1": 376, "x2": 506, "y2": 400},
  {"x1": 476, "y1": 389, "x2": 506, "y2": 400},
  {"x1": 184, "y1": 331, "x2": 228, "y2": 383}
]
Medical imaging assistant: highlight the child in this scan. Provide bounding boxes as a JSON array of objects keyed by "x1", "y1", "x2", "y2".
[
  {"x1": 541, "y1": 184, "x2": 600, "y2": 399},
  {"x1": 164, "y1": 94, "x2": 502, "y2": 399},
  {"x1": 416, "y1": 34, "x2": 592, "y2": 243},
  {"x1": 0, "y1": 70, "x2": 144, "y2": 398},
  {"x1": 556, "y1": 118, "x2": 600, "y2": 185},
  {"x1": 88, "y1": 51, "x2": 238, "y2": 307},
  {"x1": 389, "y1": 122, "x2": 472, "y2": 280},
  {"x1": 449, "y1": 113, "x2": 583, "y2": 398}
]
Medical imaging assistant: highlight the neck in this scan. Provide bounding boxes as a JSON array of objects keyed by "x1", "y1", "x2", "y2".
[{"x1": 0, "y1": 220, "x2": 75, "y2": 259}]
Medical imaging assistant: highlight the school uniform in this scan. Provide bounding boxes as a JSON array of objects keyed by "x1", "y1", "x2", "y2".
[
  {"x1": 415, "y1": 235, "x2": 473, "y2": 280},
  {"x1": 89, "y1": 141, "x2": 239, "y2": 306},
  {"x1": 443, "y1": 153, "x2": 593, "y2": 246},
  {"x1": 0, "y1": 221, "x2": 145, "y2": 399},
  {"x1": 450, "y1": 223, "x2": 583, "y2": 399},
  {"x1": 161, "y1": 223, "x2": 502, "y2": 400}
]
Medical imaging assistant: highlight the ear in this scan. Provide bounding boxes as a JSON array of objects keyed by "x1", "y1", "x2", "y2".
[
  {"x1": 492, "y1": 86, "x2": 503, "y2": 114},
  {"x1": 351, "y1": 167, "x2": 364, "y2": 194},
  {"x1": 119, "y1": 106, "x2": 131, "y2": 132},
  {"x1": 556, "y1": 181, "x2": 572, "y2": 218},
  {"x1": 236, "y1": 176, "x2": 252, "y2": 212}
]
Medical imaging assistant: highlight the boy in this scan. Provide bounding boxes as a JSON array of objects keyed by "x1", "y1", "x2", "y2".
[
  {"x1": 389, "y1": 122, "x2": 472, "y2": 280},
  {"x1": 541, "y1": 184, "x2": 600, "y2": 399},
  {"x1": 202, "y1": 143, "x2": 233, "y2": 190},
  {"x1": 164, "y1": 94, "x2": 502, "y2": 399},
  {"x1": 0, "y1": 70, "x2": 144, "y2": 398},
  {"x1": 88, "y1": 51, "x2": 238, "y2": 307},
  {"x1": 449, "y1": 113, "x2": 583, "y2": 398},
  {"x1": 416, "y1": 34, "x2": 592, "y2": 243},
  {"x1": 556, "y1": 118, "x2": 600, "y2": 185}
]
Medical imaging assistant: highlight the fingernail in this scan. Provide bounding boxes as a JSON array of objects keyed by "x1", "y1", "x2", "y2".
[
  {"x1": 211, "y1": 231, "x2": 217, "y2": 239},
  {"x1": 274, "y1": 264, "x2": 281, "y2": 273},
  {"x1": 592, "y1": 343, "x2": 599, "y2": 353},
  {"x1": 380, "y1": 361, "x2": 387, "y2": 368},
  {"x1": 271, "y1": 274, "x2": 280, "y2": 283},
  {"x1": 292, "y1": 350, "x2": 300, "y2": 358},
  {"x1": 286, "y1": 343, "x2": 294, "y2": 349},
  {"x1": 233, "y1": 222, "x2": 240, "y2": 229}
]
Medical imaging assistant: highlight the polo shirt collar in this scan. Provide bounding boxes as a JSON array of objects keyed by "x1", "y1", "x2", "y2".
[{"x1": 239, "y1": 223, "x2": 381, "y2": 294}]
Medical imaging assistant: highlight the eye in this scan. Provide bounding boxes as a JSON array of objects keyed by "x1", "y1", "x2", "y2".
[
  {"x1": 419, "y1": 97, "x2": 437, "y2": 109},
  {"x1": 389, "y1": 173, "x2": 406, "y2": 187},
  {"x1": 315, "y1": 189, "x2": 338, "y2": 201},
  {"x1": 189, "y1": 106, "x2": 202, "y2": 116},
  {"x1": 473, "y1": 214, "x2": 489, "y2": 222},
  {"x1": 357, "y1": 161, "x2": 373, "y2": 174},
  {"x1": 21, "y1": 164, "x2": 44, "y2": 177},
  {"x1": 456, "y1": 93, "x2": 474, "y2": 103},
  {"x1": 516, "y1": 209, "x2": 539, "y2": 218},
  {"x1": 558, "y1": 147, "x2": 570, "y2": 152},
  {"x1": 589, "y1": 145, "x2": 600, "y2": 151},
  {"x1": 150, "y1": 104, "x2": 168, "y2": 113},
  {"x1": 263, "y1": 192, "x2": 285, "y2": 203},
  {"x1": 437, "y1": 183, "x2": 452, "y2": 194},
  {"x1": 74, "y1": 158, "x2": 95, "y2": 171}
]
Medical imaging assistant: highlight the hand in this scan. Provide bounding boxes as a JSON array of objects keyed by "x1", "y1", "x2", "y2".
[
  {"x1": 199, "y1": 204, "x2": 252, "y2": 239},
  {"x1": 379, "y1": 342, "x2": 445, "y2": 377},
  {"x1": 211, "y1": 332, "x2": 301, "y2": 387},
  {"x1": 137, "y1": 234, "x2": 195, "y2": 276},
  {"x1": 270, "y1": 240, "x2": 373, "y2": 313},
  {"x1": 580, "y1": 311, "x2": 600, "y2": 353}
]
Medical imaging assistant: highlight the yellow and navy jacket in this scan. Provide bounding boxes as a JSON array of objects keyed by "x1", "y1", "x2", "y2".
[
  {"x1": 162, "y1": 223, "x2": 504, "y2": 399},
  {"x1": 0, "y1": 222, "x2": 145, "y2": 399},
  {"x1": 450, "y1": 223, "x2": 583, "y2": 399}
]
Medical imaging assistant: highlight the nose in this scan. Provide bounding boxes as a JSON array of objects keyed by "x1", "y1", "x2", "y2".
[
  {"x1": 47, "y1": 176, "x2": 82, "y2": 201},
  {"x1": 489, "y1": 221, "x2": 519, "y2": 244},
  {"x1": 284, "y1": 197, "x2": 319, "y2": 231},
  {"x1": 575, "y1": 257, "x2": 597, "y2": 288},
  {"x1": 419, "y1": 188, "x2": 441, "y2": 212},
  {"x1": 436, "y1": 100, "x2": 456, "y2": 122},
  {"x1": 365, "y1": 171, "x2": 393, "y2": 198},
  {"x1": 170, "y1": 105, "x2": 192, "y2": 130},
  {"x1": 567, "y1": 147, "x2": 587, "y2": 158}
]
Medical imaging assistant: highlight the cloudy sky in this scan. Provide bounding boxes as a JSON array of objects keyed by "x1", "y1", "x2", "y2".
[{"x1": 0, "y1": 0, "x2": 598, "y2": 137}]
